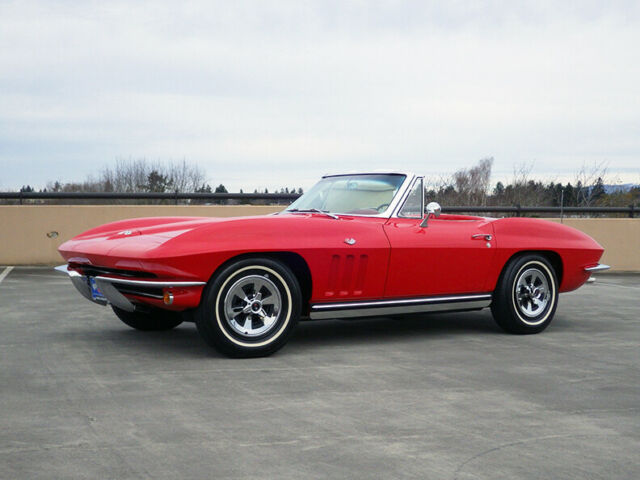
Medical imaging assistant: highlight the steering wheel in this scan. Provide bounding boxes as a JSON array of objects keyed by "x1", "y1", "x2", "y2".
[{"x1": 375, "y1": 203, "x2": 390, "y2": 212}]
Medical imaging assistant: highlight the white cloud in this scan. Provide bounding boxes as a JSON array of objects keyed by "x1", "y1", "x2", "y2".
[{"x1": 1, "y1": 0, "x2": 639, "y2": 191}]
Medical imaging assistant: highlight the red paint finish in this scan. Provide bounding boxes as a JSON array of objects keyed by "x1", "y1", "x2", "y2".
[
  {"x1": 58, "y1": 212, "x2": 604, "y2": 312},
  {"x1": 383, "y1": 215, "x2": 497, "y2": 297},
  {"x1": 487, "y1": 217, "x2": 604, "y2": 292},
  {"x1": 59, "y1": 214, "x2": 392, "y2": 309}
]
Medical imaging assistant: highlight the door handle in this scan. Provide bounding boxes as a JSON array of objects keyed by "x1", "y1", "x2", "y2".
[{"x1": 471, "y1": 234, "x2": 492, "y2": 241}]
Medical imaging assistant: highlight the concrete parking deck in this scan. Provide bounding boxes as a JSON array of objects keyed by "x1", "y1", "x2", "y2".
[{"x1": 1, "y1": 267, "x2": 639, "y2": 479}]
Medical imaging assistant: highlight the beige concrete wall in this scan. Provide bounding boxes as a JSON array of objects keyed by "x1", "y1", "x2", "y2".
[
  {"x1": 1, "y1": 206, "x2": 638, "y2": 270},
  {"x1": 546, "y1": 218, "x2": 640, "y2": 272},
  {"x1": 0, "y1": 205, "x2": 281, "y2": 266}
]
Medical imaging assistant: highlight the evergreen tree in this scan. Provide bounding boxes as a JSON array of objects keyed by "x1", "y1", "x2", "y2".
[
  {"x1": 592, "y1": 177, "x2": 606, "y2": 202},
  {"x1": 142, "y1": 170, "x2": 172, "y2": 192},
  {"x1": 196, "y1": 183, "x2": 212, "y2": 193},
  {"x1": 208, "y1": 184, "x2": 227, "y2": 204},
  {"x1": 564, "y1": 183, "x2": 576, "y2": 206}
]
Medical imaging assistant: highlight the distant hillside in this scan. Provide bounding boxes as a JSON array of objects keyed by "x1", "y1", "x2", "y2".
[{"x1": 603, "y1": 184, "x2": 640, "y2": 194}]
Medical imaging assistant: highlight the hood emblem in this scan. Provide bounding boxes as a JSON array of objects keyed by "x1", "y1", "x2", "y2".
[
  {"x1": 118, "y1": 230, "x2": 133, "y2": 236},
  {"x1": 344, "y1": 238, "x2": 356, "y2": 245}
]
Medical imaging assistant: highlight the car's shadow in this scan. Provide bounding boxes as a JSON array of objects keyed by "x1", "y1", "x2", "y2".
[
  {"x1": 292, "y1": 310, "x2": 500, "y2": 347},
  {"x1": 49, "y1": 310, "x2": 508, "y2": 359},
  {"x1": 49, "y1": 322, "x2": 217, "y2": 358}
]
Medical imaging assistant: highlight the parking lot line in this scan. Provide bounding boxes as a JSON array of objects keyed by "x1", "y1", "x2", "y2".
[{"x1": 0, "y1": 266, "x2": 14, "y2": 284}]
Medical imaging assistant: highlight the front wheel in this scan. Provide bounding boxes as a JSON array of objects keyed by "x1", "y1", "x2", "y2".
[
  {"x1": 112, "y1": 306, "x2": 184, "y2": 331},
  {"x1": 196, "y1": 258, "x2": 301, "y2": 357},
  {"x1": 491, "y1": 254, "x2": 559, "y2": 334}
]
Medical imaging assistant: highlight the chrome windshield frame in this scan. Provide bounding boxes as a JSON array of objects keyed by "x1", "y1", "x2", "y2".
[
  {"x1": 393, "y1": 175, "x2": 425, "y2": 219},
  {"x1": 284, "y1": 172, "x2": 417, "y2": 219}
]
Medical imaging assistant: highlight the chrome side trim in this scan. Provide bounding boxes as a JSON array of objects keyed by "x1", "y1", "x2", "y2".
[
  {"x1": 93, "y1": 276, "x2": 206, "y2": 287},
  {"x1": 584, "y1": 264, "x2": 610, "y2": 272},
  {"x1": 56, "y1": 264, "x2": 204, "y2": 287},
  {"x1": 309, "y1": 294, "x2": 492, "y2": 319}
]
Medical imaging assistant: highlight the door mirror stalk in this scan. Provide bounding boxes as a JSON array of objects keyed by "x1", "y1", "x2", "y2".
[{"x1": 420, "y1": 202, "x2": 441, "y2": 227}]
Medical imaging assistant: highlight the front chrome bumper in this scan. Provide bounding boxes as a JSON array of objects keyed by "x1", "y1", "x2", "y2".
[
  {"x1": 584, "y1": 264, "x2": 611, "y2": 273},
  {"x1": 55, "y1": 264, "x2": 205, "y2": 312},
  {"x1": 54, "y1": 264, "x2": 108, "y2": 306}
]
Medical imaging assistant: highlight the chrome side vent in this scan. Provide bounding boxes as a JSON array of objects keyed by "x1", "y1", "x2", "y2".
[{"x1": 325, "y1": 254, "x2": 369, "y2": 298}]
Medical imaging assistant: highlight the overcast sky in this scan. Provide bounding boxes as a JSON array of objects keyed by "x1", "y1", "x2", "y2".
[{"x1": 1, "y1": 0, "x2": 639, "y2": 191}]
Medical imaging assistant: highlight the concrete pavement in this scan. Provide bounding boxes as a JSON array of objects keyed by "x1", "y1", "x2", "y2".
[{"x1": 1, "y1": 268, "x2": 639, "y2": 479}]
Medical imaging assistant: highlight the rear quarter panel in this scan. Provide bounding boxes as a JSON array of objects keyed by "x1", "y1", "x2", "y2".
[{"x1": 489, "y1": 217, "x2": 604, "y2": 292}]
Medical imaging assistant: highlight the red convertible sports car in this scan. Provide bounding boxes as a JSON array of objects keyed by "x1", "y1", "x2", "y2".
[{"x1": 57, "y1": 171, "x2": 609, "y2": 357}]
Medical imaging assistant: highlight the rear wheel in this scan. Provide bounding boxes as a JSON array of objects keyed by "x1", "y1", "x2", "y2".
[
  {"x1": 112, "y1": 306, "x2": 184, "y2": 331},
  {"x1": 491, "y1": 254, "x2": 558, "y2": 334},
  {"x1": 196, "y1": 258, "x2": 301, "y2": 357}
]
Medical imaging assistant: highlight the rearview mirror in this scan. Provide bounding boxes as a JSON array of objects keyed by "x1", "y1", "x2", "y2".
[{"x1": 420, "y1": 202, "x2": 441, "y2": 227}]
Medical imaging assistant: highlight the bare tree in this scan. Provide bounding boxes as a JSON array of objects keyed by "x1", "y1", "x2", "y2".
[
  {"x1": 166, "y1": 159, "x2": 206, "y2": 193},
  {"x1": 574, "y1": 160, "x2": 609, "y2": 207},
  {"x1": 100, "y1": 158, "x2": 150, "y2": 192},
  {"x1": 427, "y1": 157, "x2": 493, "y2": 206},
  {"x1": 463, "y1": 157, "x2": 493, "y2": 205},
  {"x1": 499, "y1": 161, "x2": 553, "y2": 207},
  {"x1": 98, "y1": 158, "x2": 206, "y2": 193}
]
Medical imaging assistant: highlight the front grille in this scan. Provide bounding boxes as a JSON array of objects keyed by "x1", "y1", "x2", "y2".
[
  {"x1": 72, "y1": 264, "x2": 157, "y2": 279},
  {"x1": 114, "y1": 285, "x2": 164, "y2": 299}
]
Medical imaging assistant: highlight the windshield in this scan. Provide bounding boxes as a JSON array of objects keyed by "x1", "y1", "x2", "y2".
[{"x1": 286, "y1": 174, "x2": 406, "y2": 216}]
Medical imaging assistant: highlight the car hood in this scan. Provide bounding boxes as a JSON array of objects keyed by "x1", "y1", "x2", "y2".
[
  {"x1": 58, "y1": 213, "x2": 382, "y2": 262},
  {"x1": 59, "y1": 215, "x2": 258, "y2": 258}
]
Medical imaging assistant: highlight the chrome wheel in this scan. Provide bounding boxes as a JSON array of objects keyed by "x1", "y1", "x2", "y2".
[
  {"x1": 514, "y1": 267, "x2": 550, "y2": 322},
  {"x1": 223, "y1": 274, "x2": 282, "y2": 337},
  {"x1": 492, "y1": 255, "x2": 558, "y2": 334},
  {"x1": 196, "y1": 258, "x2": 301, "y2": 357}
]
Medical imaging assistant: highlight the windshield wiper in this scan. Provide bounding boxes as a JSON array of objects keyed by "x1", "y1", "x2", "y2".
[{"x1": 286, "y1": 208, "x2": 339, "y2": 219}]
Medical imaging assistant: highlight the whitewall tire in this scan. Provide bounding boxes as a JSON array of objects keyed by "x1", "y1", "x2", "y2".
[
  {"x1": 196, "y1": 258, "x2": 301, "y2": 357},
  {"x1": 491, "y1": 254, "x2": 559, "y2": 334}
]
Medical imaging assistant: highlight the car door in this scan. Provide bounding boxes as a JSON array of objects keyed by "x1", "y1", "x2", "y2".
[
  {"x1": 299, "y1": 215, "x2": 392, "y2": 302},
  {"x1": 383, "y1": 179, "x2": 497, "y2": 298}
]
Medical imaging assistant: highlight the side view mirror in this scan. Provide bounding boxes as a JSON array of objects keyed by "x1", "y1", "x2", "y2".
[{"x1": 420, "y1": 202, "x2": 441, "y2": 227}]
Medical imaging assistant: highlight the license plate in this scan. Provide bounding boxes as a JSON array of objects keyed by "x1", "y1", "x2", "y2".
[{"x1": 89, "y1": 277, "x2": 107, "y2": 302}]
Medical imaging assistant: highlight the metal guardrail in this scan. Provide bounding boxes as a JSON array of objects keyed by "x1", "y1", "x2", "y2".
[
  {"x1": 443, "y1": 205, "x2": 636, "y2": 218},
  {"x1": 0, "y1": 191, "x2": 300, "y2": 203},
  {"x1": 0, "y1": 192, "x2": 636, "y2": 217}
]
